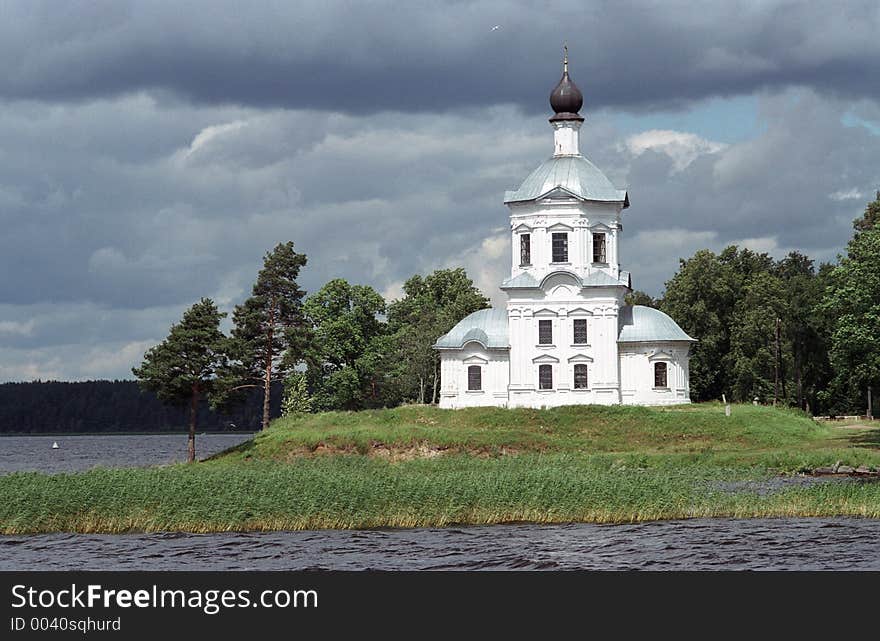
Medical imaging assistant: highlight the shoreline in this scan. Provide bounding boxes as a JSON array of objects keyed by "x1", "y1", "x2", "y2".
[
  {"x1": 0, "y1": 431, "x2": 255, "y2": 437},
  {"x1": 4, "y1": 511, "x2": 880, "y2": 538},
  {"x1": 3, "y1": 454, "x2": 880, "y2": 535},
  {"x1": 2, "y1": 404, "x2": 879, "y2": 535}
]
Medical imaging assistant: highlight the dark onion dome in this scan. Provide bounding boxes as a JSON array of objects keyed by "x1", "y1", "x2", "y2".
[{"x1": 549, "y1": 46, "x2": 584, "y2": 122}]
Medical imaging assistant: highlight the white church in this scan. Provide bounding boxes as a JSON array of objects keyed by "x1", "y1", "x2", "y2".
[{"x1": 435, "y1": 52, "x2": 696, "y2": 409}]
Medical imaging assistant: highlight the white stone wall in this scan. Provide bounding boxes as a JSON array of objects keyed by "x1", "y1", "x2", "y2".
[
  {"x1": 438, "y1": 344, "x2": 510, "y2": 409},
  {"x1": 619, "y1": 342, "x2": 692, "y2": 406},
  {"x1": 509, "y1": 200, "x2": 623, "y2": 283},
  {"x1": 506, "y1": 284, "x2": 626, "y2": 409}
]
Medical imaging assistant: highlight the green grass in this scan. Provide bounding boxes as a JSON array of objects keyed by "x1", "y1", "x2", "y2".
[
  {"x1": 228, "y1": 403, "x2": 832, "y2": 458},
  {"x1": 2, "y1": 403, "x2": 880, "y2": 534}
]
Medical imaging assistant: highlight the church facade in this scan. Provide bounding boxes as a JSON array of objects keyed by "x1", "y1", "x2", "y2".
[{"x1": 434, "y1": 53, "x2": 696, "y2": 409}]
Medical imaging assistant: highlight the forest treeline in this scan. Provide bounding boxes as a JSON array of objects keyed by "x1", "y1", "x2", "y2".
[
  {"x1": 628, "y1": 191, "x2": 880, "y2": 415},
  {"x1": 4, "y1": 194, "x2": 879, "y2": 434},
  {"x1": 0, "y1": 380, "x2": 278, "y2": 434}
]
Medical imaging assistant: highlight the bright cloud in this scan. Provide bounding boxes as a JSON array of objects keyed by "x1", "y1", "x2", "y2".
[{"x1": 622, "y1": 130, "x2": 727, "y2": 172}]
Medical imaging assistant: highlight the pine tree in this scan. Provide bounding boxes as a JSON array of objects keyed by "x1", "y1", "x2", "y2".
[
  {"x1": 229, "y1": 242, "x2": 308, "y2": 430},
  {"x1": 131, "y1": 299, "x2": 228, "y2": 462}
]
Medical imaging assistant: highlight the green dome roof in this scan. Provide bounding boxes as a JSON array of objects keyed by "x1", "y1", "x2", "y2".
[
  {"x1": 617, "y1": 305, "x2": 696, "y2": 343},
  {"x1": 434, "y1": 308, "x2": 509, "y2": 350},
  {"x1": 504, "y1": 155, "x2": 628, "y2": 205}
]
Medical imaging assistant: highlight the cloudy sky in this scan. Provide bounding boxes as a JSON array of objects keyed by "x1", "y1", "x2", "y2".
[{"x1": 2, "y1": 0, "x2": 879, "y2": 381}]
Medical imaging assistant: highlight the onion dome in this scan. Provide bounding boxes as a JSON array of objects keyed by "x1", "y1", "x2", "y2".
[{"x1": 549, "y1": 45, "x2": 584, "y2": 122}]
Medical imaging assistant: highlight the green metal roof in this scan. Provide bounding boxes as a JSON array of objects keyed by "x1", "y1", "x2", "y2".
[
  {"x1": 434, "y1": 304, "x2": 695, "y2": 351},
  {"x1": 434, "y1": 308, "x2": 509, "y2": 350},
  {"x1": 617, "y1": 305, "x2": 696, "y2": 343},
  {"x1": 504, "y1": 155, "x2": 628, "y2": 205}
]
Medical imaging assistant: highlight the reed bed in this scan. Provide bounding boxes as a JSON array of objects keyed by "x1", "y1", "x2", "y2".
[{"x1": 3, "y1": 403, "x2": 879, "y2": 534}]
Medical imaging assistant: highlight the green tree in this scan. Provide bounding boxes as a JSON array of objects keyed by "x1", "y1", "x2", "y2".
[
  {"x1": 820, "y1": 226, "x2": 880, "y2": 414},
  {"x1": 660, "y1": 250, "x2": 737, "y2": 401},
  {"x1": 661, "y1": 246, "x2": 777, "y2": 402},
  {"x1": 728, "y1": 271, "x2": 788, "y2": 403},
  {"x1": 132, "y1": 299, "x2": 229, "y2": 462},
  {"x1": 229, "y1": 242, "x2": 308, "y2": 430},
  {"x1": 303, "y1": 279, "x2": 387, "y2": 411},
  {"x1": 625, "y1": 290, "x2": 657, "y2": 308},
  {"x1": 853, "y1": 190, "x2": 880, "y2": 234},
  {"x1": 281, "y1": 372, "x2": 312, "y2": 415},
  {"x1": 387, "y1": 268, "x2": 490, "y2": 404},
  {"x1": 776, "y1": 252, "x2": 831, "y2": 412}
]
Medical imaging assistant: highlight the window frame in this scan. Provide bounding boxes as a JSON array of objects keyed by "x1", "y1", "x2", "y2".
[
  {"x1": 538, "y1": 319, "x2": 553, "y2": 345},
  {"x1": 592, "y1": 232, "x2": 607, "y2": 264},
  {"x1": 520, "y1": 233, "x2": 531, "y2": 266},
  {"x1": 572, "y1": 318, "x2": 588, "y2": 345},
  {"x1": 551, "y1": 232, "x2": 569, "y2": 263},
  {"x1": 538, "y1": 364, "x2": 553, "y2": 390},
  {"x1": 467, "y1": 365, "x2": 482, "y2": 392},
  {"x1": 653, "y1": 362, "x2": 668, "y2": 389},
  {"x1": 573, "y1": 363, "x2": 589, "y2": 390}
]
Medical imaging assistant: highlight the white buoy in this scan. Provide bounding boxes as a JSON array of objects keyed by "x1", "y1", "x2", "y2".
[{"x1": 52, "y1": 441, "x2": 60, "y2": 449}]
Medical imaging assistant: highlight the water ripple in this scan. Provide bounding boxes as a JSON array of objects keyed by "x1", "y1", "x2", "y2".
[{"x1": 2, "y1": 518, "x2": 880, "y2": 571}]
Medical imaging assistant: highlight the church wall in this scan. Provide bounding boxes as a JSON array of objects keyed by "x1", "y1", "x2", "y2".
[
  {"x1": 438, "y1": 345, "x2": 510, "y2": 409},
  {"x1": 506, "y1": 285, "x2": 626, "y2": 409},
  {"x1": 508, "y1": 200, "x2": 623, "y2": 284},
  {"x1": 618, "y1": 342, "x2": 692, "y2": 405}
]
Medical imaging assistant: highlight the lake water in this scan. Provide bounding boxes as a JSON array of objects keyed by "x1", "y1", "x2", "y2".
[
  {"x1": 2, "y1": 434, "x2": 879, "y2": 570},
  {"x1": 3, "y1": 518, "x2": 879, "y2": 571},
  {"x1": 0, "y1": 433, "x2": 254, "y2": 474}
]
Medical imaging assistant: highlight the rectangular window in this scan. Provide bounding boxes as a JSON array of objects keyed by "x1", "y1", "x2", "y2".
[
  {"x1": 539, "y1": 364, "x2": 553, "y2": 390},
  {"x1": 552, "y1": 232, "x2": 568, "y2": 263},
  {"x1": 592, "y1": 233, "x2": 607, "y2": 263},
  {"x1": 520, "y1": 234, "x2": 531, "y2": 266},
  {"x1": 468, "y1": 365, "x2": 482, "y2": 391},
  {"x1": 573, "y1": 318, "x2": 588, "y2": 345},
  {"x1": 538, "y1": 319, "x2": 553, "y2": 345},
  {"x1": 574, "y1": 364, "x2": 589, "y2": 389},
  {"x1": 654, "y1": 362, "x2": 668, "y2": 388}
]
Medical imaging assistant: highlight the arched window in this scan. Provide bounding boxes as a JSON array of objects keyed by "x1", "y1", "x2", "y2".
[
  {"x1": 573, "y1": 364, "x2": 588, "y2": 389},
  {"x1": 467, "y1": 365, "x2": 482, "y2": 391},
  {"x1": 654, "y1": 362, "x2": 668, "y2": 388},
  {"x1": 538, "y1": 364, "x2": 553, "y2": 390}
]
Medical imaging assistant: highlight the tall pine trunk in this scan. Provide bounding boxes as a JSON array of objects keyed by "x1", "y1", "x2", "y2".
[
  {"x1": 188, "y1": 383, "x2": 199, "y2": 463},
  {"x1": 262, "y1": 310, "x2": 275, "y2": 431},
  {"x1": 262, "y1": 360, "x2": 272, "y2": 431}
]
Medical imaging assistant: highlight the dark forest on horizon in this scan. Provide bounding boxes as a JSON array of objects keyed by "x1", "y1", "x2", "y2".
[{"x1": 0, "y1": 380, "x2": 278, "y2": 434}]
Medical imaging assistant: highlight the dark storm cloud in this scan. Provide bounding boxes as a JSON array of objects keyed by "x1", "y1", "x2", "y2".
[
  {"x1": 2, "y1": 2, "x2": 880, "y2": 381},
  {"x1": 3, "y1": 1, "x2": 880, "y2": 113}
]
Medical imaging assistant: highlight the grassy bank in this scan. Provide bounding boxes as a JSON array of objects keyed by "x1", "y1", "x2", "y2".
[{"x1": 2, "y1": 403, "x2": 880, "y2": 534}]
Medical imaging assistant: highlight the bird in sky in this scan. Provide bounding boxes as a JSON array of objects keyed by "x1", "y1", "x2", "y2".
[{"x1": 490, "y1": 25, "x2": 502, "y2": 31}]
